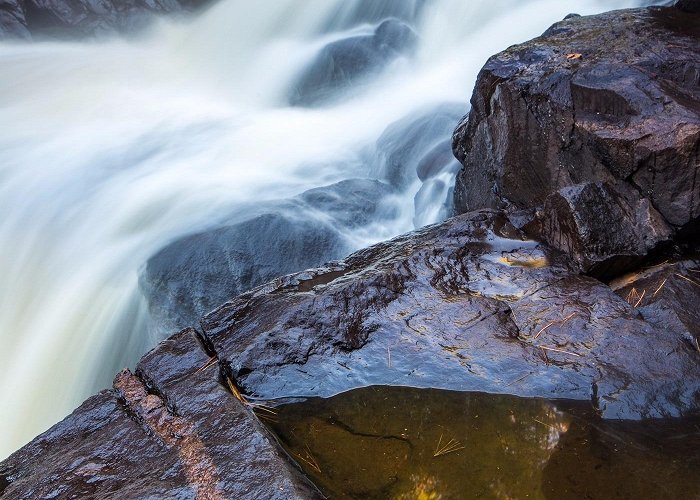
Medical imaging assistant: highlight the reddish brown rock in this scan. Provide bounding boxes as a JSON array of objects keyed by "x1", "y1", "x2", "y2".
[{"x1": 0, "y1": 328, "x2": 321, "y2": 499}]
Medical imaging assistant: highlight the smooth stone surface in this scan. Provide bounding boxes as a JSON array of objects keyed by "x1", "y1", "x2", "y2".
[
  {"x1": 140, "y1": 179, "x2": 395, "y2": 336},
  {"x1": 201, "y1": 211, "x2": 700, "y2": 420}
]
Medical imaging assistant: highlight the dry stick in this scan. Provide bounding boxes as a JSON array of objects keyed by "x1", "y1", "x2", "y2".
[
  {"x1": 387, "y1": 345, "x2": 392, "y2": 368},
  {"x1": 675, "y1": 273, "x2": 700, "y2": 288},
  {"x1": 533, "y1": 418, "x2": 558, "y2": 430},
  {"x1": 695, "y1": 337, "x2": 700, "y2": 354},
  {"x1": 653, "y1": 278, "x2": 668, "y2": 297},
  {"x1": 226, "y1": 377, "x2": 247, "y2": 404},
  {"x1": 506, "y1": 372, "x2": 532, "y2": 387},
  {"x1": 533, "y1": 322, "x2": 555, "y2": 340},
  {"x1": 633, "y1": 289, "x2": 646, "y2": 308},
  {"x1": 195, "y1": 356, "x2": 218, "y2": 373},
  {"x1": 252, "y1": 404, "x2": 277, "y2": 415},
  {"x1": 559, "y1": 312, "x2": 577, "y2": 326},
  {"x1": 537, "y1": 345, "x2": 583, "y2": 357},
  {"x1": 533, "y1": 312, "x2": 577, "y2": 340}
]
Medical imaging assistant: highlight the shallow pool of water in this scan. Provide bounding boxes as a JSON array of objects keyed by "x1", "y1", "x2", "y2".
[{"x1": 262, "y1": 386, "x2": 700, "y2": 499}]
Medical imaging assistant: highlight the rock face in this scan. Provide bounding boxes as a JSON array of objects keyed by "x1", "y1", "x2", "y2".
[
  {"x1": 0, "y1": 327, "x2": 321, "y2": 499},
  {"x1": 452, "y1": 7, "x2": 700, "y2": 257},
  {"x1": 0, "y1": 0, "x2": 211, "y2": 40},
  {"x1": 677, "y1": 0, "x2": 700, "y2": 13},
  {"x1": 537, "y1": 181, "x2": 672, "y2": 278},
  {"x1": 201, "y1": 211, "x2": 700, "y2": 420}
]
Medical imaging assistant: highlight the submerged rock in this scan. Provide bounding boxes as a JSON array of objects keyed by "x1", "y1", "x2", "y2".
[
  {"x1": 141, "y1": 179, "x2": 395, "y2": 336},
  {"x1": 453, "y1": 7, "x2": 700, "y2": 243},
  {"x1": 376, "y1": 103, "x2": 463, "y2": 190},
  {"x1": 289, "y1": 18, "x2": 417, "y2": 107}
]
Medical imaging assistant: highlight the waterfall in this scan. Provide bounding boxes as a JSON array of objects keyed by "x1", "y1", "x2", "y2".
[{"x1": 0, "y1": 0, "x2": 647, "y2": 459}]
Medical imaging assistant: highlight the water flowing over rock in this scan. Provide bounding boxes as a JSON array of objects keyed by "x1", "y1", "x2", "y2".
[
  {"x1": 3, "y1": 2, "x2": 700, "y2": 498},
  {"x1": 289, "y1": 18, "x2": 417, "y2": 107},
  {"x1": 0, "y1": 0, "x2": 211, "y2": 39},
  {"x1": 140, "y1": 179, "x2": 396, "y2": 335}
]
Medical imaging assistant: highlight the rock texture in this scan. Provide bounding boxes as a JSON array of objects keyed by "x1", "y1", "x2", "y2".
[
  {"x1": 452, "y1": 6, "x2": 700, "y2": 269},
  {"x1": 201, "y1": 211, "x2": 700, "y2": 420},
  {"x1": 0, "y1": 0, "x2": 211, "y2": 40},
  {"x1": 0, "y1": 327, "x2": 321, "y2": 499},
  {"x1": 3, "y1": 4, "x2": 700, "y2": 498},
  {"x1": 141, "y1": 179, "x2": 396, "y2": 336}
]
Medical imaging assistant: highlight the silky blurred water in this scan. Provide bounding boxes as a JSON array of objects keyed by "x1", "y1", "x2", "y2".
[{"x1": 0, "y1": 0, "x2": 647, "y2": 459}]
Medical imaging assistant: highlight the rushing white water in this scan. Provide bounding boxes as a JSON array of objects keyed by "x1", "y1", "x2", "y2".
[{"x1": 0, "y1": 0, "x2": 648, "y2": 459}]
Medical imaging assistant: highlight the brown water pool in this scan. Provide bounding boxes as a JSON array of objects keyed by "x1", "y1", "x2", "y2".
[{"x1": 260, "y1": 386, "x2": 700, "y2": 499}]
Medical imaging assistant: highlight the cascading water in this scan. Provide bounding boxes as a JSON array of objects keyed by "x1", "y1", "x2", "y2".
[{"x1": 0, "y1": 0, "x2": 649, "y2": 459}]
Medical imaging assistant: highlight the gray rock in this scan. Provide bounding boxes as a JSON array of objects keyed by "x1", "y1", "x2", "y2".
[
  {"x1": 289, "y1": 18, "x2": 417, "y2": 107},
  {"x1": 0, "y1": 328, "x2": 321, "y2": 499}
]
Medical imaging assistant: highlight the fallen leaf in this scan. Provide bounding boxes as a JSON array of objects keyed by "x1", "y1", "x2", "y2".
[{"x1": 566, "y1": 53, "x2": 583, "y2": 60}]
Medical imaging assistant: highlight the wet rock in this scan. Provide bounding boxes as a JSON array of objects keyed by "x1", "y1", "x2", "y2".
[
  {"x1": 677, "y1": 0, "x2": 700, "y2": 13},
  {"x1": 536, "y1": 182, "x2": 672, "y2": 279},
  {"x1": 201, "y1": 211, "x2": 700, "y2": 420},
  {"x1": 298, "y1": 178, "x2": 397, "y2": 228},
  {"x1": 611, "y1": 259, "x2": 700, "y2": 344},
  {"x1": 0, "y1": 0, "x2": 30, "y2": 39},
  {"x1": 453, "y1": 7, "x2": 700, "y2": 241},
  {"x1": 289, "y1": 18, "x2": 417, "y2": 107},
  {"x1": 0, "y1": 0, "x2": 211, "y2": 40},
  {"x1": 141, "y1": 179, "x2": 397, "y2": 336},
  {"x1": 141, "y1": 209, "x2": 348, "y2": 336},
  {"x1": 376, "y1": 102, "x2": 463, "y2": 190},
  {"x1": 323, "y1": 0, "x2": 425, "y2": 31},
  {"x1": 0, "y1": 327, "x2": 321, "y2": 498}
]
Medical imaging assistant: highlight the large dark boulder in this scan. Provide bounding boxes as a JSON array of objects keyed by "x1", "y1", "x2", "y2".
[
  {"x1": 201, "y1": 211, "x2": 700, "y2": 420},
  {"x1": 289, "y1": 18, "x2": 417, "y2": 107},
  {"x1": 141, "y1": 210, "x2": 347, "y2": 336},
  {"x1": 453, "y1": 7, "x2": 700, "y2": 249},
  {"x1": 0, "y1": 328, "x2": 321, "y2": 498}
]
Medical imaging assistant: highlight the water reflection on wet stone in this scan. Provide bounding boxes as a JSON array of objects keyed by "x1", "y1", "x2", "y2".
[{"x1": 262, "y1": 386, "x2": 700, "y2": 499}]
